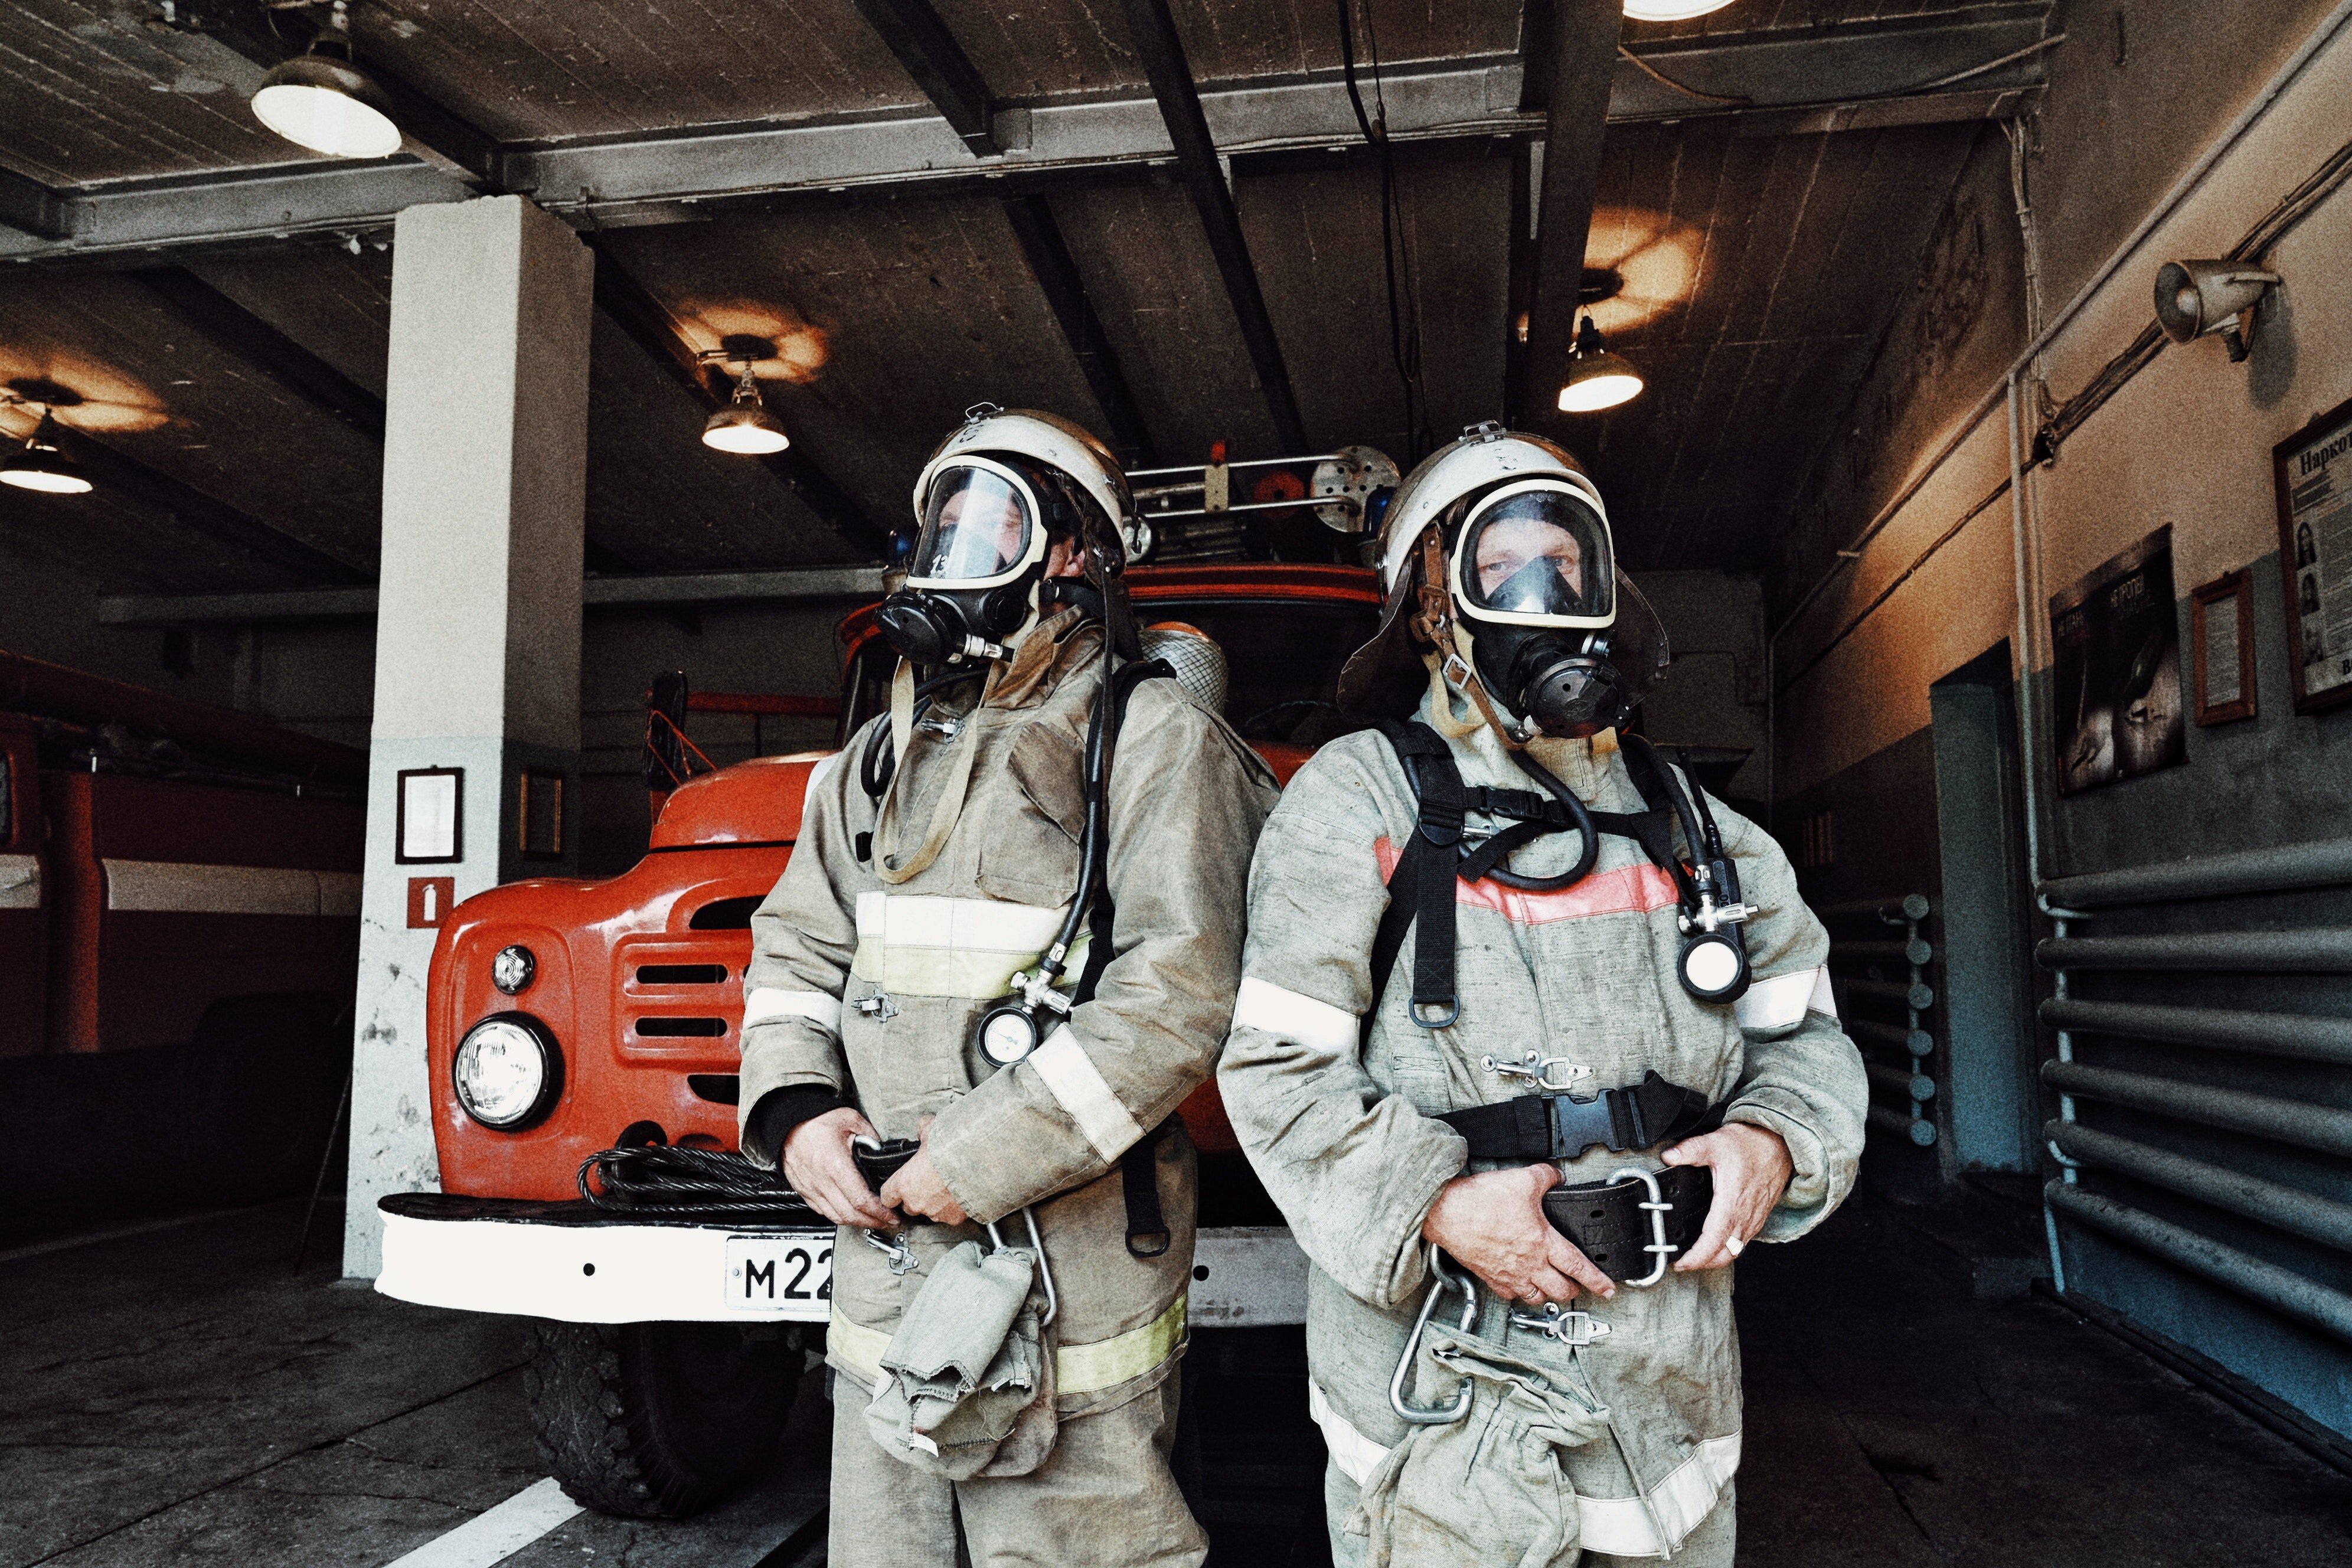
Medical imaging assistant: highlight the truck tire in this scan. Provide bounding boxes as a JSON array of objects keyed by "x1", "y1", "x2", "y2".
[{"x1": 525, "y1": 1320, "x2": 803, "y2": 1518}]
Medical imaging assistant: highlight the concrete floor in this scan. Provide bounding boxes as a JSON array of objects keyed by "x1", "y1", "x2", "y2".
[{"x1": 2, "y1": 1193, "x2": 2346, "y2": 1568}]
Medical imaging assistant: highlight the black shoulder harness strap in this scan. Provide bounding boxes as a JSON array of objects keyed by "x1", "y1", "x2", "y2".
[
  {"x1": 1069, "y1": 657, "x2": 1176, "y2": 1259},
  {"x1": 1362, "y1": 720, "x2": 1697, "y2": 1043}
]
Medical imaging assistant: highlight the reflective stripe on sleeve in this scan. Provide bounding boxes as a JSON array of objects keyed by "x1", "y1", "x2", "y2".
[
  {"x1": 830, "y1": 1292, "x2": 1187, "y2": 1397},
  {"x1": 1734, "y1": 965, "x2": 1832, "y2": 1031},
  {"x1": 1231, "y1": 976, "x2": 1357, "y2": 1051},
  {"x1": 1308, "y1": 1381, "x2": 1740, "y2": 1556},
  {"x1": 741, "y1": 988, "x2": 842, "y2": 1034},
  {"x1": 1029, "y1": 1024, "x2": 1145, "y2": 1161}
]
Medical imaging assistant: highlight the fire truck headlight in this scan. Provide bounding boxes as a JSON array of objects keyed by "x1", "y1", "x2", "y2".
[
  {"x1": 453, "y1": 1014, "x2": 562, "y2": 1130},
  {"x1": 490, "y1": 944, "x2": 537, "y2": 995}
]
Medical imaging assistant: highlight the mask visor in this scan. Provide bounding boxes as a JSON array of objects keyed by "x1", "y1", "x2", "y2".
[
  {"x1": 910, "y1": 458, "x2": 1042, "y2": 590},
  {"x1": 1455, "y1": 480, "x2": 1615, "y2": 629}
]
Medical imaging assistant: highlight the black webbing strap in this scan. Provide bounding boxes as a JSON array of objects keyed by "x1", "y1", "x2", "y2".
[
  {"x1": 1436, "y1": 1070, "x2": 1724, "y2": 1162},
  {"x1": 1060, "y1": 656, "x2": 1174, "y2": 1258}
]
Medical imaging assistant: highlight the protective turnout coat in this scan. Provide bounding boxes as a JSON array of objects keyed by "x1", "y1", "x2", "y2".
[
  {"x1": 739, "y1": 607, "x2": 1279, "y2": 1426},
  {"x1": 1218, "y1": 690, "x2": 1866, "y2": 1560}
]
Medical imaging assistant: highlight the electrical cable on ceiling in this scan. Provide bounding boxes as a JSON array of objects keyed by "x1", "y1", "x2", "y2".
[
  {"x1": 1616, "y1": 44, "x2": 1752, "y2": 106},
  {"x1": 1617, "y1": 32, "x2": 2067, "y2": 115},
  {"x1": 1337, "y1": 0, "x2": 1436, "y2": 462}
]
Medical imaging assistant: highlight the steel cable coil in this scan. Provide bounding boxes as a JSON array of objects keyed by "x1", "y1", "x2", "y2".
[{"x1": 577, "y1": 1144, "x2": 821, "y2": 1222}]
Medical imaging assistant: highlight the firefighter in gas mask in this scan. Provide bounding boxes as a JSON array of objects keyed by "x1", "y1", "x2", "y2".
[
  {"x1": 1216, "y1": 424, "x2": 1867, "y2": 1566},
  {"x1": 734, "y1": 407, "x2": 1277, "y2": 1568}
]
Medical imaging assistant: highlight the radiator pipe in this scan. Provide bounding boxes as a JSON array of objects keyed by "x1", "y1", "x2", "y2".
[
  {"x1": 2037, "y1": 998, "x2": 2352, "y2": 1067},
  {"x1": 2044, "y1": 1182, "x2": 2352, "y2": 1346},
  {"x1": 2041, "y1": 1060, "x2": 2352, "y2": 1160},
  {"x1": 2046, "y1": 1121, "x2": 2352, "y2": 1255},
  {"x1": 2037, "y1": 929, "x2": 2352, "y2": 973}
]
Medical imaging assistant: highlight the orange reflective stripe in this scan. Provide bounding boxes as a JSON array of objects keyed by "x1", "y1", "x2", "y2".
[{"x1": 1374, "y1": 837, "x2": 1678, "y2": 925}]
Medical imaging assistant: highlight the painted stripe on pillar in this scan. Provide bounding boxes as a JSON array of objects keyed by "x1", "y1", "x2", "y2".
[{"x1": 102, "y1": 859, "x2": 364, "y2": 916}]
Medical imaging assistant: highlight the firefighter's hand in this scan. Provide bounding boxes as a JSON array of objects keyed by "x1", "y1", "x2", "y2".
[
  {"x1": 1422, "y1": 1164, "x2": 1615, "y2": 1305},
  {"x1": 1661, "y1": 1121, "x2": 1794, "y2": 1270},
  {"x1": 781, "y1": 1106, "x2": 897, "y2": 1230},
  {"x1": 879, "y1": 1116, "x2": 969, "y2": 1227}
]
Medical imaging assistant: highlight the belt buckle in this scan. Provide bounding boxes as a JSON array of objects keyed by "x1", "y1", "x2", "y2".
[
  {"x1": 1548, "y1": 1092, "x2": 1618, "y2": 1162},
  {"x1": 1608, "y1": 1167, "x2": 1678, "y2": 1289},
  {"x1": 1508, "y1": 1301, "x2": 1612, "y2": 1347}
]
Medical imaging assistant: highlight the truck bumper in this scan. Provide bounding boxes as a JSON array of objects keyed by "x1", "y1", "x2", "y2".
[{"x1": 374, "y1": 1194, "x2": 1309, "y2": 1327}]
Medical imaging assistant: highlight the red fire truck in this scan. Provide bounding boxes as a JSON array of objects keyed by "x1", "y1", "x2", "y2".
[
  {"x1": 374, "y1": 563, "x2": 1380, "y2": 1524},
  {"x1": 0, "y1": 649, "x2": 365, "y2": 1240}
]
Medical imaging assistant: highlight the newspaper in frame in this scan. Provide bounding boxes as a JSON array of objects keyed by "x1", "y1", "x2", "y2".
[{"x1": 2275, "y1": 395, "x2": 2352, "y2": 714}]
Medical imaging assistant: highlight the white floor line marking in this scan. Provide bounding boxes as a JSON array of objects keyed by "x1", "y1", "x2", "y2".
[
  {"x1": 0, "y1": 1200, "x2": 302, "y2": 1266},
  {"x1": 380, "y1": 1477, "x2": 584, "y2": 1568}
]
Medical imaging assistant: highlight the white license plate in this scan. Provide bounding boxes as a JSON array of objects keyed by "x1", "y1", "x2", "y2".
[{"x1": 723, "y1": 1233, "x2": 834, "y2": 1313}]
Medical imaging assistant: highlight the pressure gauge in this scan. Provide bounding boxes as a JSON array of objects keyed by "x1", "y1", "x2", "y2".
[
  {"x1": 1678, "y1": 930, "x2": 1749, "y2": 1003},
  {"x1": 976, "y1": 1003, "x2": 1042, "y2": 1067}
]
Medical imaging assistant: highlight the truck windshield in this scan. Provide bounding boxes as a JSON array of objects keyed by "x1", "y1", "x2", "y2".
[{"x1": 837, "y1": 599, "x2": 1380, "y2": 749}]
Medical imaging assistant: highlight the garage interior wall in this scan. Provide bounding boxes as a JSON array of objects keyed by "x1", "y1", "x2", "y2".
[{"x1": 1770, "y1": 1, "x2": 2352, "y2": 1439}]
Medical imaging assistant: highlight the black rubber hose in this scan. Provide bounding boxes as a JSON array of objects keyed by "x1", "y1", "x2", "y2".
[
  {"x1": 858, "y1": 666, "x2": 985, "y2": 798},
  {"x1": 1487, "y1": 747, "x2": 1601, "y2": 891}
]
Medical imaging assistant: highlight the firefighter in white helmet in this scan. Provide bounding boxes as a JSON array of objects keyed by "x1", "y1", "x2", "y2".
[
  {"x1": 1217, "y1": 423, "x2": 1867, "y2": 1566},
  {"x1": 737, "y1": 407, "x2": 1278, "y2": 1567}
]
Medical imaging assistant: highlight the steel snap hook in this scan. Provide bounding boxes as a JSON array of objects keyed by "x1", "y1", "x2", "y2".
[
  {"x1": 863, "y1": 1227, "x2": 917, "y2": 1275},
  {"x1": 1483, "y1": 1050, "x2": 1595, "y2": 1091},
  {"x1": 1390, "y1": 1246, "x2": 1478, "y2": 1426},
  {"x1": 1508, "y1": 1301, "x2": 1613, "y2": 1347}
]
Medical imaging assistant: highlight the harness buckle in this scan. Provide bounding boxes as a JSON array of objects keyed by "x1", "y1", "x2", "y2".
[
  {"x1": 1508, "y1": 1302, "x2": 1613, "y2": 1347},
  {"x1": 1608, "y1": 1167, "x2": 1679, "y2": 1289},
  {"x1": 1484, "y1": 1050, "x2": 1595, "y2": 1092}
]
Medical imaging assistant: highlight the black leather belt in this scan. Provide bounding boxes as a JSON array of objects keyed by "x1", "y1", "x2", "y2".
[
  {"x1": 1543, "y1": 1165, "x2": 1714, "y2": 1283},
  {"x1": 1436, "y1": 1070, "x2": 1723, "y2": 1163}
]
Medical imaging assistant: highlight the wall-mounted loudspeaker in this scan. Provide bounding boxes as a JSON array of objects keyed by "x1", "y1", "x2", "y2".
[{"x1": 2154, "y1": 260, "x2": 2281, "y2": 362}]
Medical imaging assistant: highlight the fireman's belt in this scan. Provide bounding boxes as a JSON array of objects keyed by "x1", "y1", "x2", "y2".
[
  {"x1": 1542, "y1": 1165, "x2": 1715, "y2": 1285},
  {"x1": 1437, "y1": 1070, "x2": 1723, "y2": 1163}
]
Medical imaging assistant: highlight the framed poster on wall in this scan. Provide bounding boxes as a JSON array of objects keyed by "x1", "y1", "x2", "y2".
[
  {"x1": 2050, "y1": 524, "x2": 2186, "y2": 796},
  {"x1": 2191, "y1": 570, "x2": 2257, "y2": 726},
  {"x1": 2275, "y1": 395, "x2": 2352, "y2": 714}
]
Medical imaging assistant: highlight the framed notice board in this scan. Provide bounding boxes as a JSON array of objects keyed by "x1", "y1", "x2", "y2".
[
  {"x1": 2275, "y1": 395, "x2": 2352, "y2": 714},
  {"x1": 2191, "y1": 570, "x2": 2256, "y2": 726}
]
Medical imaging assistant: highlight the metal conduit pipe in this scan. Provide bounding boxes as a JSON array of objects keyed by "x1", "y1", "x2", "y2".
[
  {"x1": 2039, "y1": 998, "x2": 2352, "y2": 1067},
  {"x1": 2046, "y1": 1121, "x2": 2352, "y2": 1255},
  {"x1": 1814, "y1": 894, "x2": 1931, "y2": 923},
  {"x1": 2041, "y1": 1060, "x2": 2352, "y2": 1160},
  {"x1": 1841, "y1": 976, "x2": 1936, "y2": 1011},
  {"x1": 1834, "y1": 938, "x2": 1935, "y2": 967},
  {"x1": 1868, "y1": 1104, "x2": 1937, "y2": 1147},
  {"x1": 1848, "y1": 1018, "x2": 1936, "y2": 1057},
  {"x1": 1867, "y1": 1061, "x2": 1936, "y2": 1102},
  {"x1": 2037, "y1": 930, "x2": 2352, "y2": 972},
  {"x1": 2037, "y1": 835, "x2": 2352, "y2": 910},
  {"x1": 2045, "y1": 1182, "x2": 2352, "y2": 1345}
]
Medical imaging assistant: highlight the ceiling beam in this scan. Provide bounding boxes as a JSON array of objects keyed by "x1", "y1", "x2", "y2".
[
  {"x1": 846, "y1": 0, "x2": 1003, "y2": 156},
  {"x1": 0, "y1": 164, "x2": 79, "y2": 241},
  {"x1": 1112, "y1": 0, "x2": 1306, "y2": 452},
  {"x1": 96, "y1": 565, "x2": 886, "y2": 625},
  {"x1": 43, "y1": 427, "x2": 371, "y2": 587},
  {"x1": 585, "y1": 240, "x2": 888, "y2": 561},
  {"x1": 999, "y1": 195, "x2": 1159, "y2": 468},
  {"x1": 0, "y1": 6, "x2": 2056, "y2": 261},
  {"x1": 1523, "y1": 0, "x2": 1620, "y2": 438},
  {"x1": 125, "y1": 266, "x2": 386, "y2": 441}
]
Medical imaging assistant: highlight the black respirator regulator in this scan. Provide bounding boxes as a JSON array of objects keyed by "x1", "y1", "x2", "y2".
[{"x1": 877, "y1": 454, "x2": 1087, "y2": 667}]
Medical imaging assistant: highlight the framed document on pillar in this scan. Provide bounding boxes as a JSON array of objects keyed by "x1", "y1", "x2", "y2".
[
  {"x1": 2190, "y1": 571, "x2": 2256, "y2": 726},
  {"x1": 396, "y1": 767, "x2": 463, "y2": 864},
  {"x1": 518, "y1": 767, "x2": 566, "y2": 861},
  {"x1": 2275, "y1": 395, "x2": 2352, "y2": 714}
]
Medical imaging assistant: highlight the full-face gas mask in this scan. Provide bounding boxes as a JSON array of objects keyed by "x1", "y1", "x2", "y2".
[
  {"x1": 1448, "y1": 479, "x2": 1627, "y2": 738},
  {"x1": 877, "y1": 456, "x2": 1062, "y2": 665}
]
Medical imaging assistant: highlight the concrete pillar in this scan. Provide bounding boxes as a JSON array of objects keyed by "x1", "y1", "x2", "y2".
[{"x1": 344, "y1": 195, "x2": 592, "y2": 1277}]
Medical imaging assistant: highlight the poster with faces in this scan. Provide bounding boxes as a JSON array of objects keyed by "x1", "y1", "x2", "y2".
[{"x1": 2049, "y1": 525, "x2": 2186, "y2": 796}]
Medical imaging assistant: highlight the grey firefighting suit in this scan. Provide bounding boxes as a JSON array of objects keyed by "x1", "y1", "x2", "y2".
[
  {"x1": 1218, "y1": 687, "x2": 1867, "y2": 1566},
  {"x1": 739, "y1": 606, "x2": 1279, "y2": 1567}
]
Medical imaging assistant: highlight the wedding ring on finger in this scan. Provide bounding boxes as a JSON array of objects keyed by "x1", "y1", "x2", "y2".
[{"x1": 1724, "y1": 1234, "x2": 1747, "y2": 1257}]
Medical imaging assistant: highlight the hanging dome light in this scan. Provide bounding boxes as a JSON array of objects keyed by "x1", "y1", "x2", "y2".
[
  {"x1": 701, "y1": 363, "x2": 790, "y2": 455},
  {"x1": 1557, "y1": 315, "x2": 1645, "y2": 414},
  {"x1": 251, "y1": 2, "x2": 403, "y2": 160},
  {"x1": 0, "y1": 414, "x2": 93, "y2": 495},
  {"x1": 1623, "y1": 1, "x2": 1739, "y2": 20}
]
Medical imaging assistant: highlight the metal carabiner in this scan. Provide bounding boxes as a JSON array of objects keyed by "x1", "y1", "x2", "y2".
[
  {"x1": 1482, "y1": 1050, "x2": 1595, "y2": 1092},
  {"x1": 1609, "y1": 1166, "x2": 1678, "y2": 1289},
  {"x1": 984, "y1": 1208, "x2": 1058, "y2": 1329},
  {"x1": 1390, "y1": 1246, "x2": 1479, "y2": 1426}
]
